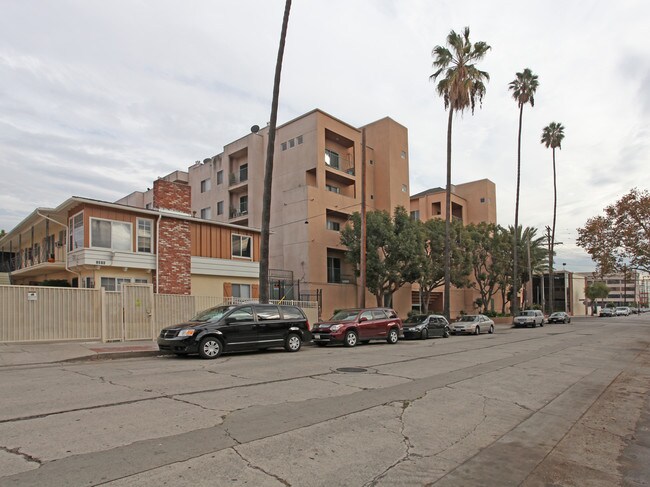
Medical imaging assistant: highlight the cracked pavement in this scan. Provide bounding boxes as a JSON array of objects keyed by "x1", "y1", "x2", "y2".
[{"x1": 0, "y1": 316, "x2": 649, "y2": 486}]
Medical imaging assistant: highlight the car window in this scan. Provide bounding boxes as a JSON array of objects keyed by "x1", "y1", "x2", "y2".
[
  {"x1": 404, "y1": 315, "x2": 426, "y2": 324},
  {"x1": 386, "y1": 310, "x2": 398, "y2": 319},
  {"x1": 281, "y1": 306, "x2": 304, "y2": 320},
  {"x1": 228, "y1": 306, "x2": 253, "y2": 322},
  {"x1": 360, "y1": 311, "x2": 373, "y2": 321},
  {"x1": 331, "y1": 310, "x2": 359, "y2": 321},
  {"x1": 458, "y1": 316, "x2": 477, "y2": 322},
  {"x1": 254, "y1": 305, "x2": 281, "y2": 321},
  {"x1": 372, "y1": 310, "x2": 388, "y2": 320},
  {"x1": 192, "y1": 305, "x2": 235, "y2": 322}
]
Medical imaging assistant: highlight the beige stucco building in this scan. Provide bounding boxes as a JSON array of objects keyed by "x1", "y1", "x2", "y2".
[
  {"x1": 409, "y1": 179, "x2": 499, "y2": 317},
  {"x1": 118, "y1": 109, "x2": 412, "y2": 319}
]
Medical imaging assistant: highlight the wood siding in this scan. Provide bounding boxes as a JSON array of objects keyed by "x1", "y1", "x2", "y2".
[{"x1": 190, "y1": 222, "x2": 260, "y2": 261}]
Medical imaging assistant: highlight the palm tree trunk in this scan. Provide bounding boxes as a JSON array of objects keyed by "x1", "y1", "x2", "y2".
[
  {"x1": 513, "y1": 104, "x2": 523, "y2": 315},
  {"x1": 549, "y1": 147, "x2": 557, "y2": 313},
  {"x1": 443, "y1": 107, "x2": 453, "y2": 320},
  {"x1": 259, "y1": 0, "x2": 291, "y2": 303}
]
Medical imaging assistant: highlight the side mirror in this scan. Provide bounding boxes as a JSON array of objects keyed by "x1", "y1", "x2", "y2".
[{"x1": 359, "y1": 316, "x2": 369, "y2": 322}]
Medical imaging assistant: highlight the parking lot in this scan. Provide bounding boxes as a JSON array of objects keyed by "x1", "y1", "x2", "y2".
[{"x1": 1, "y1": 315, "x2": 649, "y2": 486}]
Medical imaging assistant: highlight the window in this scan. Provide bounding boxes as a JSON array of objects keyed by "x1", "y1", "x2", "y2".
[
  {"x1": 402, "y1": 184, "x2": 408, "y2": 193},
  {"x1": 145, "y1": 203, "x2": 152, "y2": 209},
  {"x1": 369, "y1": 159, "x2": 374, "y2": 165},
  {"x1": 101, "y1": 277, "x2": 147, "y2": 291},
  {"x1": 200, "y1": 178, "x2": 211, "y2": 193},
  {"x1": 410, "y1": 210, "x2": 420, "y2": 221},
  {"x1": 201, "y1": 207, "x2": 212, "y2": 219},
  {"x1": 69, "y1": 212, "x2": 84, "y2": 251},
  {"x1": 137, "y1": 218, "x2": 152, "y2": 253},
  {"x1": 101, "y1": 277, "x2": 116, "y2": 292},
  {"x1": 83, "y1": 277, "x2": 94, "y2": 289},
  {"x1": 239, "y1": 163, "x2": 248, "y2": 182},
  {"x1": 401, "y1": 150, "x2": 407, "y2": 159},
  {"x1": 360, "y1": 310, "x2": 373, "y2": 321},
  {"x1": 289, "y1": 138, "x2": 295, "y2": 148},
  {"x1": 90, "y1": 219, "x2": 131, "y2": 251},
  {"x1": 325, "y1": 149, "x2": 340, "y2": 169},
  {"x1": 327, "y1": 256, "x2": 341, "y2": 283},
  {"x1": 255, "y1": 305, "x2": 281, "y2": 320},
  {"x1": 232, "y1": 283, "x2": 251, "y2": 298},
  {"x1": 297, "y1": 135, "x2": 303, "y2": 145},
  {"x1": 480, "y1": 197, "x2": 486, "y2": 203},
  {"x1": 239, "y1": 195, "x2": 248, "y2": 214},
  {"x1": 372, "y1": 310, "x2": 387, "y2": 320},
  {"x1": 229, "y1": 306, "x2": 253, "y2": 321},
  {"x1": 281, "y1": 142, "x2": 287, "y2": 151},
  {"x1": 217, "y1": 201, "x2": 224, "y2": 216},
  {"x1": 217, "y1": 170, "x2": 224, "y2": 185},
  {"x1": 282, "y1": 306, "x2": 304, "y2": 320},
  {"x1": 327, "y1": 220, "x2": 340, "y2": 231},
  {"x1": 232, "y1": 234, "x2": 252, "y2": 258},
  {"x1": 326, "y1": 184, "x2": 340, "y2": 194}
]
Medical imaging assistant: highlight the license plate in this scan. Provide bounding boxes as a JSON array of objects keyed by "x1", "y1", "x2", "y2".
[{"x1": 313, "y1": 334, "x2": 321, "y2": 339}]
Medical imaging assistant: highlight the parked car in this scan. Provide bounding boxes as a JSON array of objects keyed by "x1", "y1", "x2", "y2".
[
  {"x1": 615, "y1": 306, "x2": 631, "y2": 316},
  {"x1": 599, "y1": 307, "x2": 615, "y2": 317},
  {"x1": 157, "y1": 304, "x2": 310, "y2": 359},
  {"x1": 453, "y1": 314, "x2": 495, "y2": 335},
  {"x1": 548, "y1": 311, "x2": 571, "y2": 324},
  {"x1": 513, "y1": 310, "x2": 545, "y2": 328},
  {"x1": 311, "y1": 308, "x2": 403, "y2": 347},
  {"x1": 403, "y1": 314, "x2": 450, "y2": 339}
]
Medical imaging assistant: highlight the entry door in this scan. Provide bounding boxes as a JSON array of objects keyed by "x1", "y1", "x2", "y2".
[{"x1": 224, "y1": 306, "x2": 257, "y2": 349}]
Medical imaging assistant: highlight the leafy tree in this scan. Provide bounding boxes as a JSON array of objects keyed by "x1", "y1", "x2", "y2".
[
  {"x1": 430, "y1": 26, "x2": 490, "y2": 319},
  {"x1": 541, "y1": 122, "x2": 565, "y2": 313},
  {"x1": 341, "y1": 207, "x2": 421, "y2": 307},
  {"x1": 508, "y1": 68, "x2": 539, "y2": 315},
  {"x1": 461, "y1": 222, "x2": 501, "y2": 313},
  {"x1": 417, "y1": 218, "x2": 471, "y2": 312},
  {"x1": 577, "y1": 188, "x2": 650, "y2": 275},
  {"x1": 260, "y1": 0, "x2": 292, "y2": 303},
  {"x1": 585, "y1": 281, "x2": 610, "y2": 310},
  {"x1": 0, "y1": 229, "x2": 5, "y2": 238}
]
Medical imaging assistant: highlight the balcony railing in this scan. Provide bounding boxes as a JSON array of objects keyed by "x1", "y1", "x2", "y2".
[
  {"x1": 0, "y1": 245, "x2": 66, "y2": 272},
  {"x1": 327, "y1": 272, "x2": 355, "y2": 284},
  {"x1": 229, "y1": 208, "x2": 248, "y2": 219},
  {"x1": 324, "y1": 150, "x2": 355, "y2": 176},
  {"x1": 229, "y1": 172, "x2": 249, "y2": 186}
]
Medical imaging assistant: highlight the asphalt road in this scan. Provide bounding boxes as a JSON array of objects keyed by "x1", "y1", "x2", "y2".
[{"x1": 0, "y1": 316, "x2": 648, "y2": 486}]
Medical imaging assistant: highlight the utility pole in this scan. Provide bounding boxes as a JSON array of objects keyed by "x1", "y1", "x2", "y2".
[{"x1": 358, "y1": 128, "x2": 367, "y2": 308}]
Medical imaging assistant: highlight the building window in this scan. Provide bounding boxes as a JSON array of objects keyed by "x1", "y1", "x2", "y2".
[
  {"x1": 297, "y1": 135, "x2": 303, "y2": 145},
  {"x1": 83, "y1": 277, "x2": 94, "y2": 289},
  {"x1": 480, "y1": 197, "x2": 486, "y2": 203},
  {"x1": 326, "y1": 184, "x2": 340, "y2": 194},
  {"x1": 401, "y1": 150, "x2": 407, "y2": 159},
  {"x1": 239, "y1": 195, "x2": 248, "y2": 214},
  {"x1": 137, "y1": 218, "x2": 153, "y2": 253},
  {"x1": 232, "y1": 284, "x2": 251, "y2": 298},
  {"x1": 100, "y1": 277, "x2": 145, "y2": 292},
  {"x1": 281, "y1": 142, "x2": 287, "y2": 151},
  {"x1": 90, "y1": 219, "x2": 131, "y2": 251},
  {"x1": 232, "y1": 234, "x2": 252, "y2": 259},
  {"x1": 145, "y1": 203, "x2": 152, "y2": 209},
  {"x1": 327, "y1": 220, "x2": 340, "y2": 231},
  {"x1": 217, "y1": 170, "x2": 224, "y2": 185},
  {"x1": 402, "y1": 184, "x2": 408, "y2": 193},
  {"x1": 200, "y1": 178, "x2": 211, "y2": 193},
  {"x1": 369, "y1": 159, "x2": 374, "y2": 165},
  {"x1": 217, "y1": 201, "x2": 224, "y2": 216},
  {"x1": 289, "y1": 138, "x2": 295, "y2": 148},
  {"x1": 200, "y1": 207, "x2": 212, "y2": 219},
  {"x1": 327, "y1": 257, "x2": 341, "y2": 283},
  {"x1": 325, "y1": 149, "x2": 340, "y2": 169},
  {"x1": 69, "y1": 212, "x2": 84, "y2": 251},
  {"x1": 239, "y1": 163, "x2": 248, "y2": 182},
  {"x1": 410, "y1": 210, "x2": 420, "y2": 221}
]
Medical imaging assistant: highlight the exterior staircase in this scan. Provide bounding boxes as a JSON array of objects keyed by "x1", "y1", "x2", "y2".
[{"x1": 0, "y1": 273, "x2": 11, "y2": 285}]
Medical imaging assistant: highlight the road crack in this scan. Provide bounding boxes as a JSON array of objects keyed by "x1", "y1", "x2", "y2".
[
  {"x1": 0, "y1": 446, "x2": 42, "y2": 464},
  {"x1": 232, "y1": 447, "x2": 290, "y2": 486}
]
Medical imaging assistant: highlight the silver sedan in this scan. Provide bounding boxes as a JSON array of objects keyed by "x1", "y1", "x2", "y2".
[{"x1": 453, "y1": 314, "x2": 495, "y2": 335}]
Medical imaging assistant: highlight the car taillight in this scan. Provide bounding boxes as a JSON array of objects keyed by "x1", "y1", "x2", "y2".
[{"x1": 306, "y1": 320, "x2": 311, "y2": 331}]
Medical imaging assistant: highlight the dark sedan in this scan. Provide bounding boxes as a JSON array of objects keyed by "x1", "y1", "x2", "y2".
[
  {"x1": 403, "y1": 314, "x2": 450, "y2": 339},
  {"x1": 548, "y1": 312, "x2": 571, "y2": 324}
]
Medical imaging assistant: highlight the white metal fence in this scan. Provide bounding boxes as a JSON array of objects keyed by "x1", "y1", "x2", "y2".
[{"x1": 0, "y1": 284, "x2": 318, "y2": 343}]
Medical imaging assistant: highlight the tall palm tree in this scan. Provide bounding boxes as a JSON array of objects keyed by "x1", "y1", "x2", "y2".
[
  {"x1": 508, "y1": 68, "x2": 539, "y2": 316},
  {"x1": 541, "y1": 122, "x2": 565, "y2": 313},
  {"x1": 259, "y1": 0, "x2": 292, "y2": 303},
  {"x1": 430, "y1": 26, "x2": 490, "y2": 320}
]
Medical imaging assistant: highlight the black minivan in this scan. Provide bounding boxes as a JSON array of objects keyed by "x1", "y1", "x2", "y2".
[{"x1": 157, "y1": 304, "x2": 310, "y2": 359}]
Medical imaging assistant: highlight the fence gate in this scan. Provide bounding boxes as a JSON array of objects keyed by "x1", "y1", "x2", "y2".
[{"x1": 122, "y1": 284, "x2": 154, "y2": 340}]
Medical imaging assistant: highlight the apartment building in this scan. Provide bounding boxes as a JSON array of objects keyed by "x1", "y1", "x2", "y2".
[
  {"x1": 118, "y1": 109, "x2": 412, "y2": 319},
  {"x1": 0, "y1": 179, "x2": 260, "y2": 297},
  {"x1": 578, "y1": 271, "x2": 645, "y2": 307},
  {"x1": 409, "y1": 179, "x2": 499, "y2": 316}
]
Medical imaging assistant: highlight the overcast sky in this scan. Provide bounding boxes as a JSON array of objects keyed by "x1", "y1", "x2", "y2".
[{"x1": 1, "y1": 0, "x2": 649, "y2": 273}]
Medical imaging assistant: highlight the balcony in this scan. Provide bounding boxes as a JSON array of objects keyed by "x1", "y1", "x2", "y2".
[
  {"x1": 229, "y1": 208, "x2": 249, "y2": 219},
  {"x1": 2, "y1": 245, "x2": 67, "y2": 276}
]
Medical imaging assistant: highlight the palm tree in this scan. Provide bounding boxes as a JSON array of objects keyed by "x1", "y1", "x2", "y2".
[
  {"x1": 430, "y1": 26, "x2": 491, "y2": 320},
  {"x1": 259, "y1": 0, "x2": 292, "y2": 303},
  {"x1": 541, "y1": 121, "x2": 565, "y2": 313},
  {"x1": 508, "y1": 68, "x2": 539, "y2": 315}
]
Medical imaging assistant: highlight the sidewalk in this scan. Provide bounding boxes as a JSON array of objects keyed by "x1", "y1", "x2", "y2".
[{"x1": 0, "y1": 339, "x2": 160, "y2": 367}]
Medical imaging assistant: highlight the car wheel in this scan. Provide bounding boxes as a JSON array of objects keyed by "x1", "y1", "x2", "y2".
[
  {"x1": 443, "y1": 328, "x2": 450, "y2": 338},
  {"x1": 531, "y1": 322, "x2": 536, "y2": 328},
  {"x1": 344, "y1": 330, "x2": 358, "y2": 347},
  {"x1": 568, "y1": 318, "x2": 571, "y2": 323},
  {"x1": 198, "y1": 336, "x2": 222, "y2": 359},
  {"x1": 420, "y1": 328, "x2": 428, "y2": 340},
  {"x1": 488, "y1": 325, "x2": 494, "y2": 334},
  {"x1": 474, "y1": 326, "x2": 480, "y2": 335},
  {"x1": 540, "y1": 320, "x2": 544, "y2": 327},
  {"x1": 284, "y1": 333, "x2": 302, "y2": 352},
  {"x1": 387, "y1": 328, "x2": 399, "y2": 344},
  {"x1": 315, "y1": 342, "x2": 328, "y2": 347}
]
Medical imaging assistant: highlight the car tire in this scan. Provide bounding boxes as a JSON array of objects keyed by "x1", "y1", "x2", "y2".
[
  {"x1": 198, "y1": 336, "x2": 222, "y2": 359},
  {"x1": 540, "y1": 320, "x2": 544, "y2": 327},
  {"x1": 284, "y1": 333, "x2": 302, "y2": 352},
  {"x1": 568, "y1": 318, "x2": 571, "y2": 323},
  {"x1": 387, "y1": 328, "x2": 399, "y2": 344},
  {"x1": 420, "y1": 328, "x2": 428, "y2": 340},
  {"x1": 488, "y1": 325, "x2": 494, "y2": 334},
  {"x1": 344, "y1": 330, "x2": 358, "y2": 347},
  {"x1": 315, "y1": 342, "x2": 328, "y2": 347},
  {"x1": 474, "y1": 326, "x2": 480, "y2": 335}
]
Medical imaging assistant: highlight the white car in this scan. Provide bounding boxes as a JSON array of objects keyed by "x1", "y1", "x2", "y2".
[
  {"x1": 453, "y1": 315, "x2": 495, "y2": 335},
  {"x1": 513, "y1": 309, "x2": 545, "y2": 328},
  {"x1": 615, "y1": 307, "x2": 631, "y2": 316}
]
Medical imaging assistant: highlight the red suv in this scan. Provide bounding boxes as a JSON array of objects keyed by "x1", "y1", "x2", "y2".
[{"x1": 311, "y1": 308, "x2": 403, "y2": 347}]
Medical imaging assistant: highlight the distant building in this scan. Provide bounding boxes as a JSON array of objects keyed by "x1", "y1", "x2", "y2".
[
  {"x1": 576, "y1": 271, "x2": 646, "y2": 308},
  {"x1": 532, "y1": 271, "x2": 588, "y2": 316}
]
